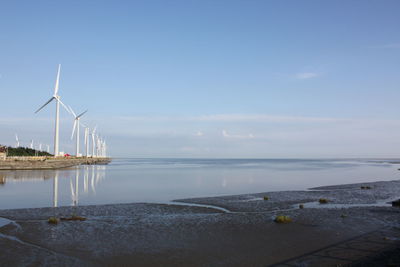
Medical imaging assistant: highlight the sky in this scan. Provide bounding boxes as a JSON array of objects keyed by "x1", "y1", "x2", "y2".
[{"x1": 0, "y1": 0, "x2": 400, "y2": 158}]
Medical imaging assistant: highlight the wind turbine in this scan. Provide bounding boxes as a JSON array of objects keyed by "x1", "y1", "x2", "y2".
[
  {"x1": 69, "y1": 106, "x2": 88, "y2": 157},
  {"x1": 15, "y1": 134, "x2": 20, "y2": 148},
  {"x1": 84, "y1": 127, "x2": 90, "y2": 157},
  {"x1": 30, "y1": 140, "x2": 34, "y2": 149},
  {"x1": 91, "y1": 127, "x2": 97, "y2": 158},
  {"x1": 35, "y1": 64, "x2": 70, "y2": 157}
]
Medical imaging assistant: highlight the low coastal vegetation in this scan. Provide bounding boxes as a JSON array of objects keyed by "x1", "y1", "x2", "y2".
[{"x1": 1, "y1": 145, "x2": 52, "y2": 157}]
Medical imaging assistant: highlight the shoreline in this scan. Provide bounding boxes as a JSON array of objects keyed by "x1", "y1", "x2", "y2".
[
  {"x1": 0, "y1": 157, "x2": 112, "y2": 170},
  {"x1": 0, "y1": 179, "x2": 399, "y2": 266}
]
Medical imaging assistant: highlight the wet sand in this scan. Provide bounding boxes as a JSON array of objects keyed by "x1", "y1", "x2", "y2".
[{"x1": 0, "y1": 180, "x2": 399, "y2": 266}]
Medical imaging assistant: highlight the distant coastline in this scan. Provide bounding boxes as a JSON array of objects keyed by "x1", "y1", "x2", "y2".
[{"x1": 0, "y1": 157, "x2": 111, "y2": 170}]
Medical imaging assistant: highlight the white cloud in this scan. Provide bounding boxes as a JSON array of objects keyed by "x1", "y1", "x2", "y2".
[
  {"x1": 195, "y1": 131, "x2": 204, "y2": 136},
  {"x1": 295, "y1": 72, "x2": 318, "y2": 80},
  {"x1": 222, "y1": 130, "x2": 254, "y2": 139}
]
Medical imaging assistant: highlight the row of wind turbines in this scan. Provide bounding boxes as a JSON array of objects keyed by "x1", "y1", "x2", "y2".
[
  {"x1": 14, "y1": 134, "x2": 50, "y2": 153},
  {"x1": 35, "y1": 64, "x2": 107, "y2": 158}
]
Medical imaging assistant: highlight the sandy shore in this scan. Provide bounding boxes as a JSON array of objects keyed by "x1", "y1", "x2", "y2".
[{"x1": 0, "y1": 180, "x2": 399, "y2": 266}]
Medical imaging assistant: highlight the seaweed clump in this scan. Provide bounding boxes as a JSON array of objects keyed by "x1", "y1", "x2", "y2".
[
  {"x1": 60, "y1": 215, "x2": 87, "y2": 221},
  {"x1": 319, "y1": 198, "x2": 329, "y2": 204},
  {"x1": 299, "y1": 204, "x2": 304, "y2": 209},
  {"x1": 361, "y1": 186, "x2": 372, "y2": 190},
  {"x1": 274, "y1": 215, "x2": 292, "y2": 223},
  {"x1": 48, "y1": 217, "x2": 59, "y2": 224},
  {"x1": 263, "y1": 196, "x2": 269, "y2": 200}
]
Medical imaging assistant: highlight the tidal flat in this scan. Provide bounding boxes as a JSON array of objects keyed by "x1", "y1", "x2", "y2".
[{"x1": 1, "y1": 179, "x2": 400, "y2": 266}]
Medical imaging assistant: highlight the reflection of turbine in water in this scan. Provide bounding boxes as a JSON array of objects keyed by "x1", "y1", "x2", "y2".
[
  {"x1": 222, "y1": 177, "x2": 227, "y2": 188},
  {"x1": 53, "y1": 171, "x2": 59, "y2": 208},
  {"x1": 84, "y1": 166, "x2": 89, "y2": 193},
  {"x1": 70, "y1": 168, "x2": 79, "y2": 206},
  {"x1": 95, "y1": 165, "x2": 106, "y2": 186},
  {"x1": 91, "y1": 165, "x2": 96, "y2": 194}
]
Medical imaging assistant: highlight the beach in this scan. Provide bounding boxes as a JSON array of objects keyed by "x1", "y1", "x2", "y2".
[{"x1": 1, "y1": 179, "x2": 399, "y2": 266}]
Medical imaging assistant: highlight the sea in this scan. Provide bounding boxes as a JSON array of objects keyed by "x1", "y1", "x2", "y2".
[{"x1": 0, "y1": 158, "x2": 399, "y2": 210}]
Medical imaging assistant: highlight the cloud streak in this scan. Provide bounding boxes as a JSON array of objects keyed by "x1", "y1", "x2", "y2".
[
  {"x1": 222, "y1": 130, "x2": 254, "y2": 139},
  {"x1": 113, "y1": 114, "x2": 344, "y2": 123}
]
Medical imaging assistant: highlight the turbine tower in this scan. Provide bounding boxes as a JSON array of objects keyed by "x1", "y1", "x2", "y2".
[
  {"x1": 91, "y1": 127, "x2": 97, "y2": 157},
  {"x1": 69, "y1": 106, "x2": 88, "y2": 157},
  {"x1": 84, "y1": 127, "x2": 90, "y2": 157},
  {"x1": 35, "y1": 64, "x2": 70, "y2": 157}
]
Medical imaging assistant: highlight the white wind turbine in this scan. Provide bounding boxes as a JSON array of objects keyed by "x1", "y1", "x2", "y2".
[
  {"x1": 69, "y1": 106, "x2": 88, "y2": 157},
  {"x1": 91, "y1": 127, "x2": 97, "y2": 157},
  {"x1": 35, "y1": 64, "x2": 70, "y2": 157},
  {"x1": 84, "y1": 127, "x2": 90, "y2": 157},
  {"x1": 15, "y1": 134, "x2": 20, "y2": 148},
  {"x1": 30, "y1": 140, "x2": 34, "y2": 149}
]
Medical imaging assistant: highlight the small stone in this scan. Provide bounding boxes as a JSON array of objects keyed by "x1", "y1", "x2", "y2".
[
  {"x1": 392, "y1": 199, "x2": 400, "y2": 207},
  {"x1": 299, "y1": 204, "x2": 304, "y2": 209},
  {"x1": 263, "y1": 196, "x2": 269, "y2": 200}
]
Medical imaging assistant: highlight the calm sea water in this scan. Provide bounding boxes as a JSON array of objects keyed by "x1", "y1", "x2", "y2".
[{"x1": 0, "y1": 158, "x2": 399, "y2": 210}]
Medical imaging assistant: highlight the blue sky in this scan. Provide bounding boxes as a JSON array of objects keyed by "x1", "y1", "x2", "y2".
[{"x1": 1, "y1": 1, "x2": 400, "y2": 157}]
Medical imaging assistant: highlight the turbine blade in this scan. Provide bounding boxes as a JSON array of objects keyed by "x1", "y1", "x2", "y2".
[
  {"x1": 54, "y1": 64, "x2": 61, "y2": 95},
  {"x1": 57, "y1": 98, "x2": 71, "y2": 114},
  {"x1": 68, "y1": 105, "x2": 77, "y2": 117},
  {"x1": 71, "y1": 120, "x2": 77, "y2": 140},
  {"x1": 35, "y1": 97, "x2": 55, "y2": 113},
  {"x1": 77, "y1": 110, "x2": 88, "y2": 119},
  {"x1": 84, "y1": 129, "x2": 88, "y2": 144}
]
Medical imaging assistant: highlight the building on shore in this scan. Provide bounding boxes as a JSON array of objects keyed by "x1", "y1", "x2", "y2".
[{"x1": 0, "y1": 146, "x2": 7, "y2": 160}]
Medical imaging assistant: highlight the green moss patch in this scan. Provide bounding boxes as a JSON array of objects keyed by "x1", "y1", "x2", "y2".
[{"x1": 274, "y1": 215, "x2": 292, "y2": 223}]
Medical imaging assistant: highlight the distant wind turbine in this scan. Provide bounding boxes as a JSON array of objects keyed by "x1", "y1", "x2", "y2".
[
  {"x1": 35, "y1": 64, "x2": 70, "y2": 157},
  {"x1": 30, "y1": 140, "x2": 34, "y2": 149},
  {"x1": 84, "y1": 127, "x2": 90, "y2": 157},
  {"x1": 91, "y1": 126, "x2": 97, "y2": 157},
  {"x1": 69, "y1": 106, "x2": 88, "y2": 157},
  {"x1": 15, "y1": 134, "x2": 20, "y2": 148}
]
